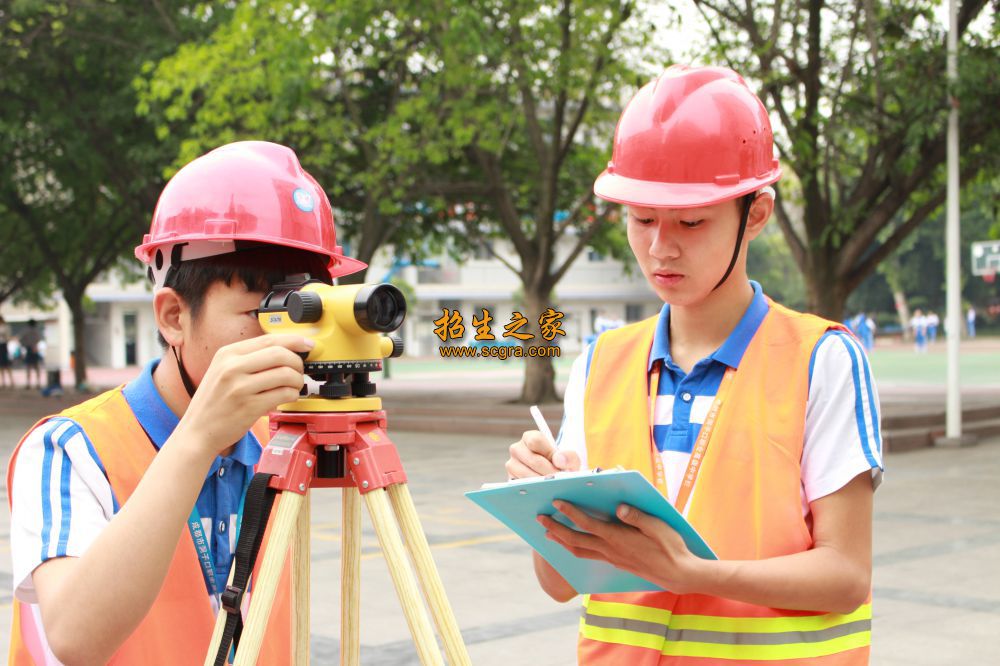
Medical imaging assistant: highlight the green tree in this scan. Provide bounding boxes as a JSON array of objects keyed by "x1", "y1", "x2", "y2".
[
  {"x1": 142, "y1": 0, "x2": 650, "y2": 404},
  {"x1": 138, "y1": 0, "x2": 483, "y2": 284},
  {"x1": 0, "y1": 0, "x2": 223, "y2": 385},
  {"x1": 412, "y1": 0, "x2": 649, "y2": 403},
  {"x1": 848, "y1": 176, "x2": 1000, "y2": 328},
  {"x1": 0, "y1": 204, "x2": 51, "y2": 306},
  {"x1": 691, "y1": 0, "x2": 1000, "y2": 319},
  {"x1": 0, "y1": 1, "x2": 219, "y2": 387}
]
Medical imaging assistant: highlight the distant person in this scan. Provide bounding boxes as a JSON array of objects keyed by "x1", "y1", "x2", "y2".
[
  {"x1": 0, "y1": 316, "x2": 13, "y2": 388},
  {"x1": 593, "y1": 310, "x2": 624, "y2": 335},
  {"x1": 17, "y1": 319, "x2": 43, "y2": 390},
  {"x1": 967, "y1": 306, "x2": 977, "y2": 338},
  {"x1": 853, "y1": 313, "x2": 874, "y2": 352},
  {"x1": 926, "y1": 311, "x2": 940, "y2": 343},
  {"x1": 586, "y1": 310, "x2": 624, "y2": 346},
  {"x1": 910, "y1": 309, "x2": 928, "y2": 353}
]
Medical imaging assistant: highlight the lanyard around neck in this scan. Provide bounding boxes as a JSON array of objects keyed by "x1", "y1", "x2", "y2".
[
  {"x1": 186, "y1": 465, "x2": 251, "y2": 602},
  {"x1": 648, "y1": 362, "x2": 736, "y2": 514}
]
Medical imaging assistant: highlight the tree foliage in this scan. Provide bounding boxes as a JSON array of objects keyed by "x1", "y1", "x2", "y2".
[
  {"x1": 138, "y1": 0, "x2": 487, "y2": 279},
  {"x1": 0, "y1": 0, "x2": 216, "y2": 385},
  {"x1": 142, "y1": 0, "x2": 653, "y2": 403},
  {"x1": 403, "y1": 0, "x2": 652, "y2": 402},
  {"x1": 850, "y1": 176, "x2": 1000, "y2": 320},
  {"x1": 691, "y1": 0, "x2": 1000, "y2": 319}
]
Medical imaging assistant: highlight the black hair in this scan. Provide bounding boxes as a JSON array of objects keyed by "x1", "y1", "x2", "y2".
[{"x1": 157, "y1": 245, "x2": 333, "y2": 348}]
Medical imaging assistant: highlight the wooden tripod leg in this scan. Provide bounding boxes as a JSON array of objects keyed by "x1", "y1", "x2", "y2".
[
  {"x1": 364, "y1": 489, "x2": 445, "y2": 666},
  {"x1": 388, "y1": 484, "x2": 471, "y2": 666},
  {"x1": 204, "y1": 559, "x2": 238, "y2": 666},
  {"x1": 233, "y1": 491, "x2": 305, "y2": 666},
  {"x1": 293, "y1": 492, "x2": 311, "y2": 665},
  {"x1": 341, "y1": 486, "x2": 361, "y2": 666}
]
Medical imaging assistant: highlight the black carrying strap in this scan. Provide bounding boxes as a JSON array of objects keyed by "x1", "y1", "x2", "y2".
[{"x1": 213, "y1": 472, "x2": 278, "y2": 666}]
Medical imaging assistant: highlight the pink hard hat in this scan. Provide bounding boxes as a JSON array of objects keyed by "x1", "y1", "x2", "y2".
[
  {"x1": 136, "y1": 141, "x2": 366, "y2": 287},
  {"x1": 594, "y1": 65, "x2": 781, "y2": 208}
]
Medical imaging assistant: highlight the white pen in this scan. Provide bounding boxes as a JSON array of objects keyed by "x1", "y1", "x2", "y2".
[{"x1": 529, "y1": 405, "x2": 557, "y2": 448}]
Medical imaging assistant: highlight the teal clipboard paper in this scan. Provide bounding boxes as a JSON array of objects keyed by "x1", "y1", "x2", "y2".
[{"x1": 465, "y1": 469, "x2": 717, "y2": 594}]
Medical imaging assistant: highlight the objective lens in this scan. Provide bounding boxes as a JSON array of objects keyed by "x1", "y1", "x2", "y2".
[{"x1": 354, "y1": 284, "x2": 406, "y2": 332}]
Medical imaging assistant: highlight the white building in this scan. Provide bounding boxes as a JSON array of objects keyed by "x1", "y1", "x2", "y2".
[{"x1": 0, "y1": 238, "x2": 659, "y2": 370}]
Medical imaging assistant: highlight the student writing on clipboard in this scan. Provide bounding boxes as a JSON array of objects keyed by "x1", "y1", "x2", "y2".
[{"x1": 505, "y1": 66, "x2": 882, "y2": 665}]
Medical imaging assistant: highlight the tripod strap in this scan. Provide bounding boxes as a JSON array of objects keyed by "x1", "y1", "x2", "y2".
[{"x1": 213, "y1": 472, "x2": 277, "y2": 666}]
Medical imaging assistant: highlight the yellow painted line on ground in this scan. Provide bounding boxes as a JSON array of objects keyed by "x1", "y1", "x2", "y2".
[
  {"x1": 415, "y1": 514, "x2": 494, "y2": 527},
  {"x1": 360, "y1": 532, "x2": 517, "y2": 561},
  {"x1": 429, "y1": 533, "x2": 519, "y2": 551}
]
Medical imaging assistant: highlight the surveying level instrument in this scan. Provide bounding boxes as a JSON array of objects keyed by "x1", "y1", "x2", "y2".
[{"x1": 206, "y1": 277, "x2": 471, "y2": 666}]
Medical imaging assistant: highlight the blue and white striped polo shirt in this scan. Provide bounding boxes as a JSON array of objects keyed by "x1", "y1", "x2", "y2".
[
  {"x1": 10, "y1": 360, "x2": 262, "y2": 604},
  {"x1": 557, "y1": 281, "x2": 883, "y2": 513}
]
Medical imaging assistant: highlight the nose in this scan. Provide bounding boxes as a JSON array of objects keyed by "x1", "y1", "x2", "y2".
[{"x1": 648, "y1": 220, "x2": 680, "y2": 260}]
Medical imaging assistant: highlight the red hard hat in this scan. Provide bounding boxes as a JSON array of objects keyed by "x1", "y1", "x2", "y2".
[
  {"x1": 136, "y1": 141, "x2": 366, "y2": 286},
  {"x1": 594, "y1": 65, "x2": 781, "y2": 208}
]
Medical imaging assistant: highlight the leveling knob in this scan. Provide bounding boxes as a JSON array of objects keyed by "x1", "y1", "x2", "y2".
[{"x1": 288, "y1": 291, "x2": 323, "y2": 323}]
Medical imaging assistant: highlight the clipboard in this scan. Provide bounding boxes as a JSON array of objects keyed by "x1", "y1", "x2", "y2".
[{"x1": 465, "y1": 469, "x2": 716, "y2": 594}]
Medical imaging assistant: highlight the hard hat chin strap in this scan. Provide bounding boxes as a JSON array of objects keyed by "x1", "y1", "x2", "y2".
[
  {"x1": 712, "y1": 191, "x2": 759, "y2": 291},
  {"x1": 171, "y1": 345, "x2": 198, "y2": 399}
]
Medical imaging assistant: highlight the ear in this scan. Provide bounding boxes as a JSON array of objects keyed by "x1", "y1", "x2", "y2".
[
  {"x1": 743, "y1": 191, "x2": 775, "y2": 242},
  {"x1": 154, "y1": 288, "x2": 188, "y2": 348}
]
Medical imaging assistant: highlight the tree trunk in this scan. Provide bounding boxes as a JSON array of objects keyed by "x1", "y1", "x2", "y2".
[
  {"x1": 804, "y1": 260, "x2": 849, "y2": 322},
  {"x1": 517, "y1": 283, "x2": 559, "y2": 404},
  {"x1": 892, "y1": 290, "x2": 911, "y2": 342},
  {"x1": 65, "y1": 292, "x2": 89, "y2": 389}
]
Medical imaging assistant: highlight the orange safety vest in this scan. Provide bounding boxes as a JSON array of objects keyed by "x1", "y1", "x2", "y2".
[
  {"x1": 7, "y1": 388, "x2": 293, "y2": 665},
  {"x1": 580, "y1": 300, "x2": 871, "y2": 664}
]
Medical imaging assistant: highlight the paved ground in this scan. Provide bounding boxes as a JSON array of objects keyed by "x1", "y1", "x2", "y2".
[{"x1": 0, "y1": 381, "x2": 997, "y2": 663}]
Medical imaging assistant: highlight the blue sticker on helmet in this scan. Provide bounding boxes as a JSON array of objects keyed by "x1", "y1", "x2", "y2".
[{"x1": 292, "y1": 188, "x2": 315, "y2": 212}]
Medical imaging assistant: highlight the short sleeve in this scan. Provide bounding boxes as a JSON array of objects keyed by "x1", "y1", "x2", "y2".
[
  {"x1": 802, "y1": 331, "x2": 884, "y2": 505},
  {"x1": 555, "y1": 350, "x2": 589, "y2": 470},
  {"x1": 9, "y1": 418, "x2": 117, "y2": 603}
]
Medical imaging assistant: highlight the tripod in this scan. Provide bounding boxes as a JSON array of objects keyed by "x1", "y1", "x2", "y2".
[{"x1": 204, "y1": 388, "x2": 472, "y2": 665}]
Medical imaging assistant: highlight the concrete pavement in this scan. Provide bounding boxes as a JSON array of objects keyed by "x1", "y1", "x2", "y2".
[{"x1": 0, "y1": 388, "x2": 996, "y2": 663}]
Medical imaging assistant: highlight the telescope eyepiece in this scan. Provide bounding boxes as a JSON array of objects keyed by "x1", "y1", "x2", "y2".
[{"x1": 355, "y1": 284, "x2": 406, "y2": 333}]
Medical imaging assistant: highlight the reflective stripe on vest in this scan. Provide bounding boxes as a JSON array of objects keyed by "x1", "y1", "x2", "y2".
[
  {"x1": 6, "y1": 387, "x2": 292, "y2": 665},
  {"x1": 580, "y1": 301, "x2": 870, "y2": 664},
  {"x1": 580, "y1": 598, "x2": 871, "y2": 659}
]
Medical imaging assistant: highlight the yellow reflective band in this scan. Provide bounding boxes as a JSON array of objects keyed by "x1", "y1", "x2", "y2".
[
  {"x1": 582, "y1": 622, "x2": 871, "y2": 660},
  {"x1": 580, "y1": 603, "x2": 873, "y2": 660},
  {"x1": 583, "y1": 601, "x2": 871, "y2": 634},
  {"x1": 581, "y1": 619, "x2": 670, "y2": 652},
  {"x1": 668, "y1": 603, "x2": 872, "y2": 634},
  {"x1": 658, "y1": 631, "x2": 871, "y2": 660},
  {"x1": 584, "y1": 598, "x2": 673, "y2": 625}
]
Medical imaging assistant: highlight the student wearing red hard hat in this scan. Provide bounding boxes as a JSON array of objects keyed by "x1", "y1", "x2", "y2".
[
  {"x1": 7, "y1": 142, "x2": 364, "y2": 664},
  {"x1": 508, "y1": 66, "x2": 881, "y2": 664}
]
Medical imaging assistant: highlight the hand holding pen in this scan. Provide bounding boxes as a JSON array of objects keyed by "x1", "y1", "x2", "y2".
[{"x1": 505, "y1": 405, "x2": 581, "y2": 479}]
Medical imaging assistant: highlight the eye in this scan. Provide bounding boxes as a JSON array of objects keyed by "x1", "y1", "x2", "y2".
[
  {"x1": 680, "y1": 219, "x2": 704, "y2": 228},
  {"x1": 630, "y1": 213, "x2": 655, "y2": 225},
  {"x1": 246, "y1": 309, "x2": 259, "y2": 318}
]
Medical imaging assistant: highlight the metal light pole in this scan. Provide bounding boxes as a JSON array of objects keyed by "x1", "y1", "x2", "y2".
[{"x1": 944, "y1": 0, "x2": 962, "y2": 441}]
